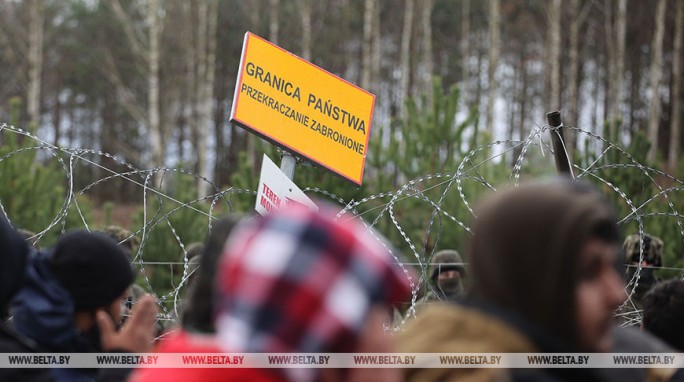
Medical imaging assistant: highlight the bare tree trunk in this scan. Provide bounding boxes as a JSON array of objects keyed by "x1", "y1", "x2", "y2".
[
  {"x1": 27, "y1": 0, "x2": 44, "y2": 131},
  {"x1": 486, "y1": 0, "x2": 500, "y2": 137},
  {"x1": 566, "y1": 0, "x2": 589, "y2": 154},
  {"x1": 249, "y1": 0, "x2": 260, "y2": 34},
  {"x1": 196, "y1": 0, "x2": 218, "y2": 197},
  {"x1": 362, "y1": 0, "x2": 374, "y2": 90},
  {"x1": 52, "y1": 87, "x2": 61, "y2": 146},
  {"x1": 546, "y1": 0, "x2": 561, "y2": 112},
  {"x1": 605, "y1": 0, "x2": 626, "y2": 125},
  {"x1": 512, "y1": 47, "x2": 528, "y2": 165},
  {"x1": 269, "y1": 0, "x2": 279, "y2": 44},
  {"x1": 669, "y1": 0, "x2": 683, "y2": 171},
  {"x1": 148, "y1": 0, "x2": 163, "y2": 179},
  {"x1": 421, "y1": 0, "x2": 434, "y2": 105},
  {"x1": 371, "y1": 0, "x2": 380, "y2": 96},
  {"x1": 647, "y1": 0, "x2": 666, "y2": 163},
  {"x1": 183, "y1": 2, "x2": 196, "y2": 167},
  {"x1": 298, "y1": 0, "x2": 312, "y2": 61},
  {"x1": 399, "y1": 0, "x2": 414, "y2": 119},
  {"x1": 461, "y1": 0, "x2": 470, "y2": 104},
  {"x1": 614, "y1": 0, "x2": 626, "y2": 123}
]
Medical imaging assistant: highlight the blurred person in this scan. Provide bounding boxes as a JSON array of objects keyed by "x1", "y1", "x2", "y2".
[
  {"x1": 181, "y1": 241, "x2": 204, "y2": 289},
  {"x1": 128, "y1": 216, "x2": 243, "y2": 382},
  {"x1": 0, "y1": 215, "x2": 53, "y2": 381},
  {"x1": 181, "y1": 217, "x2": 241, "y2": 333},
  {"x1": 603, "y1": 325, "x2": 683, "y2": 382},
  {"x1": 213, "y1": 206, "x2": 412, "y2": 382},
  {"x1": 642, "y1": 279, "x2": 684, "y2": 351},
  {"x1": 130, "y1": 206, "x2": 412, "y2": 382},
  {"x1": 399, "y1": 179, "x2": 627, "y2": 382},
  {"x1": 11, "y1": 230, "x2": 158, "y2": 382},
  {"x1": 99, "y1": 225, "x2": 172, "y2": 338},
  {"x1": 412, "y1": 249, "x2": 465, "y2": 315},
  {"x1": 133, "y1": 207, "x2": 410, "y2": 382}
]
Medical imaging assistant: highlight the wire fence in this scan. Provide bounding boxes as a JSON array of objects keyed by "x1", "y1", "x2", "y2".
[{"x1": 1, "y1": 121, "x2": 682, "y2": 331}]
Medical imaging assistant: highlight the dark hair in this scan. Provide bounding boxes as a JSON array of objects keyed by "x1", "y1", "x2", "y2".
[
  {"x1": 181, "y1": 215, "x2": 243, "y2": 333},
  {"x1": 468, "y1": 179, "x2": 619, "y2": 350},
  {"x1": 642, "y1": 280, "x2": 684, "y2": 351}
]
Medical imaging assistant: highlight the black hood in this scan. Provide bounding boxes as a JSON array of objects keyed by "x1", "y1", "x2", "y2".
[{"x1": 0, "y1": 216, "x2": 29, "y2": 311}]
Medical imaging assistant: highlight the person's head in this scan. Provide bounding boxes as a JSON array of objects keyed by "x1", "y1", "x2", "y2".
[
  {"x1": 214, "y1": 205, "x2": 412, "y2": 382},
  {"x1": 48, "y1": 231, "x2": 134, "y2": 332},
  {"x1": 642, "y1": 279, "x2": 684, "y2": 351},
  {"x1": 0, "y1": 216, "x2": 29, "y2": 317},
  {"x1": 623, "y1": 233, "x2": 663, "y2": 299},
  {"x1": 100, "y1": 225, "x2": 140, "y2": 258},
  {"x1": 429, "y1": 249, "x2": 465, "y2": 297},
  {"x1": 468, "y1": 179, "x2": 625, "y2": 352},
  {"x1": 181, "y1": 216, "x2": 242, "y2": 333}
]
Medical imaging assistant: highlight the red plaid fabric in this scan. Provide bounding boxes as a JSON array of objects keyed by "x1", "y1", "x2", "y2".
[{"x1": 214, "y1": 205, "x2": 411, "y2": 362}]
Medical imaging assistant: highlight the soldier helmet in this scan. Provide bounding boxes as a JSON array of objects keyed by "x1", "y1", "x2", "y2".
[
  {"x1": 429, "y1": 249, "x2": 465, "y2": 281},
  {"x1": 623, "y1": 233, "x2": 663, "y2": 267},
  {"x1": 101, "y1": 225, "x2": 140, "y2": 256}
]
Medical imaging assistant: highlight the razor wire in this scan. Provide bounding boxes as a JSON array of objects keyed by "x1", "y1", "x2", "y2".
[{"x1": 1, "y1": 121, "x2": 683, "y2": 332}]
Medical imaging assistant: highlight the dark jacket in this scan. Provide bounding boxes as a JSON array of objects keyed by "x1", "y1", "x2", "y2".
[
  {"x1": 11, "y1": 250, "x2": 131, "y2": 382},
  {"x1": 0, "y1": 215, "x2": 54, "y2": 382}
]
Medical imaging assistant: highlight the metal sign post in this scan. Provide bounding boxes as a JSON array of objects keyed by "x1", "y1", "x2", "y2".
[{"x1": 279, "y1": 151, "x2": 297, "y2": 180}]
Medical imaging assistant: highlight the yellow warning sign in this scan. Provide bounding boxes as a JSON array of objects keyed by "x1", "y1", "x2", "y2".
[{"x1": 229, "y1": 32, "x2": 375, "y2": 186}]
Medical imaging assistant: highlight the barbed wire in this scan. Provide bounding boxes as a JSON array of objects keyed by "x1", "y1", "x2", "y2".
[{"x1": 1, "y1": 121, "x2": 683, "y2": 333}]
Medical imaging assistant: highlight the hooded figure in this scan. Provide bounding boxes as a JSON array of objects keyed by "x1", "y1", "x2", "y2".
[
  {"x1": 0, "y1": 216, "x2": 53, "y2": 382},
  {"x1": 399, "y1": 179, "x2": 629, "y2": 382},
  {"x1": 225, "y1": 206, "x2": 412, "y2": 382}
]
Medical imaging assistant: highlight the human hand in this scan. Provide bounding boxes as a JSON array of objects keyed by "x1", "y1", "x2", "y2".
[{"x1": 97, "y1": 294, "x2": 158, "y2": 352}]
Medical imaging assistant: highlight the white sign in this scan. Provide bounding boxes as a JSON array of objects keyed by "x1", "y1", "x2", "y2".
[{"x1": 255, "y1": 154, "x2": 318, "y2": 216}]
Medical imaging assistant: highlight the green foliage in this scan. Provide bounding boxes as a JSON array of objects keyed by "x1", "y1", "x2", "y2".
[
  {"x1": 0, "y1": 97, "x2": 91, "y2": 246},
  {"x1": 133, "y1": 174, "x2": 210, "y2": 307}
]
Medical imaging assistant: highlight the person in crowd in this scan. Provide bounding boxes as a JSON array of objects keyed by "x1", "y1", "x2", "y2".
[
  {"x1": 11, "y1": 230, "x2": 158, "y2": 382},
  {"x1": 399, "y1": 179, "x2": 628, "y2": 382},
  {"x1": 0, "y1": 215, "x2": 53, "y2": 381},
  {"x1": 605, "y1": 325, "x2": 683, "y2": 382},
  {"x1": 623, "y1": 233, "x2": 664, "y2": 305},
  {"x1": 99, "y1": 225, "x2": 173, "y2": 338},
  {"x1": 131, "y1": 205, "x2": 412, "y2": 382},
  {"x1": 129, "y1": 216, "x2": 243, "y2": 382},
  {"x1": 214, "y1": 206, "x2": 412, "y2": 382},
  {"x1": 181, "y1": 241, "x2": 205, "y2": 303},
  {"x1": 642, "y1": 279, "x2": 684, "y2": 351},
  {"x1": 412, "y1": 249, "x2": 465, "y2": 315}
]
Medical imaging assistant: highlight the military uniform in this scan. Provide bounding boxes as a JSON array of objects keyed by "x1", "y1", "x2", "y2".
[
  {"x1": 619, "y1": 233, "x2": 664, "y2": 326},
  {"x1": 412, "y1": 249, "x2": 466, "y2": 316}
]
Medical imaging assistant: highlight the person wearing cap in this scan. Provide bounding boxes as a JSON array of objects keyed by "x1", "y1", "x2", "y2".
[
  {"x1": 623, "y1": 233, "x2": 664, "y2": 303},
  {"x1": 412, "y1": 249, "x2": 465, "y2": 315},
  {"x1": 129, "y1": 205, "x2": 413, "y2": 382},
  {"x1": 11, "y1": 230, "x2": 158, "y2": 382}
]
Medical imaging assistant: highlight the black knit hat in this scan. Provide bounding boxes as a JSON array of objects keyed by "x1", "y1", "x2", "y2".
[{"x1": 49, "y1": 230, "x2": 134, "y2": 311}]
